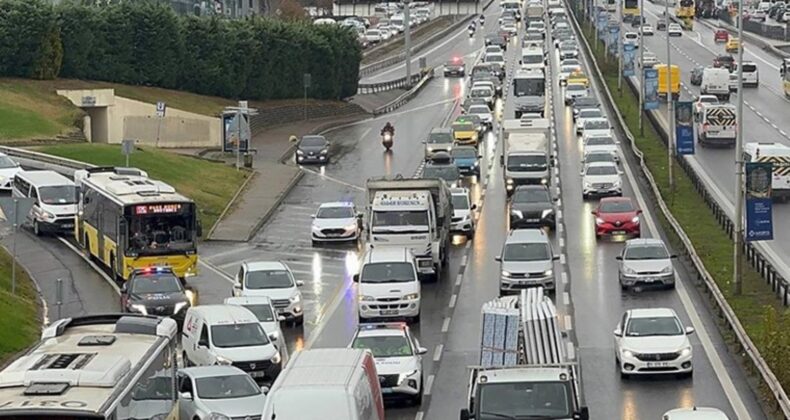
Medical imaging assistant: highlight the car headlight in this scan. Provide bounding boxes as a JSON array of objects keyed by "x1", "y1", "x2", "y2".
[
  {"x1": 502, "y1": 270, "x2": 512, "y2": 278},
  {"x1": 621, "y1": 349, "x2": 634, "y2": 358},
  {"x1": 272, "y1": 351, "x2": 282, "y2": 365},
  {"x1": 403, "y1": 293, "x2": 419, "y2": 300},
  {"x1": 541, "y1": 177, "x2": 548, "y2": 185},
  {"x1": 399, "y1": 369, "x2": 419, "y2": 383},
  {"x1": 345, "y1": 223, "x2": 358, "y2": 231},
  {"x1": 510, "y1": 209, "x2": 523, "y2": 218},
  {"x1": 622, "y1": 266, "x2": 637, "y2": 275},
  {"x1": 447, "y1": 146, "x2": 453, "y2": 152},
  {"x1": 595, "y1": 217, "x2": 604, "y2": 225},
  {"x1": 130, "y1": 304, "x2": 148, "y2": 315},
  {"x1": 185, "y1": 289, "x2": 197, "y2": 306},
  {"x1": 541, "y1": 209, "x2": 553, "y2": 219},
  {"x1": 613, "y1": 180, "x2": 622, "y2": 188},
  {"x1": 631, "y1": 216, "x2": 640, "y2": 224},
  {"x1": 660, "y1": 265, "x2": 673, "y2": 274},
  {"x1": 473, "y1": 161, "x2": 479, "y2": 167},
  {"x1": 543, "y1": 269, "x2": 553, "y2": 276},
  {"x1": 290, "y1": 293, "x2": 302, "y2": 303},
  {"x1": 297, "y1": 149, "x2": 305, "y2": 155},
  {"x1": 680, "y1": 346, "x2": 692, "y2": 357},
  {"x1": 41, "y1": 210, "x2": 56, "y2": 221},
  {"x1": 320, "y1": 149, "x2": 328, "y2": 154},
  {"x1": 427, "y1": 147, "x2": 434, "y2": 152},
  {"x1": 206, "y1": 413, "x2": 231, "y2": 420},
  {"x1": 506, "y1": 178, "x2": 514, "y2": 184},
  {"x1": 583, "y1": 182, "x2": 592, "y2": 189},
  {"x1": 359, "y1": 295, "x2": 375, "y2": 302},
  {"x1": 215, "y1": 355, "x2": 233, "y2": 366},
  {"x1": 173, "y1": 301, "x2": 189, "y2": 314}
]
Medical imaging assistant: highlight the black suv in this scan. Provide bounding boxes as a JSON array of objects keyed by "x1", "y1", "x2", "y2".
[{"x1": 120, "y1": 267, "x2": 193, "y2": 324}]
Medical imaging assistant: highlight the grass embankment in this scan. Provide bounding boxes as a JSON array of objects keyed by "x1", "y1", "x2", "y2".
[
  {"x1": 0, "y1": 79, "x2": 84, "y2": 140},
  {"x1": 36, "y1": 144, "x2": 248, "y2": 231},
  {"x1": 580, "y1": 21, "x2": 790, "y2": 395},
  {"x1": 0, "y1": 249, "x2": 40, "y2": 364}
]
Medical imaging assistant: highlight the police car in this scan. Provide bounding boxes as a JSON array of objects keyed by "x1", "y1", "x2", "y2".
[{"x1": 349, "y1": 323, "x2": 427, "y2": 406}]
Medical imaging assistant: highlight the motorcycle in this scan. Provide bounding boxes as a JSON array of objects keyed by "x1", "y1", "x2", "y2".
[
  {"x1": 468, "y1": 27, "x2": 475, "y2": 37},
  {"x1": 479, "y1": 15, "x2": 485, "y2": 24},
  {"x1": 382, "y1": 131, "x2": 394, "y2": 150}
]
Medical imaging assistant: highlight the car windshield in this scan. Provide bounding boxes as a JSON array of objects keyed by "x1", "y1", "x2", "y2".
[
  {"x1": 574, "y1": 98, "x2": 598, "y2": 107},
  {"x1": 361, "y1": 262, "x2": 415, "y2": 283},
  {"x1": 585, "y1": 120, "x2": 610, "y2": 130},
  {"x1": 626, "y1": 316, "x2": 683, "y2": 337},
  {"x1": 523, "y1": 54, "x2": 543, "y2": 64},
  {"x1": 478, "y1": 382, "x2": 571, "y2": 418},
  {"x1": 0, "y1": 156, "x2": 17, "y2": 169},
  {"x1": 625, "y1": 33, "x2": 638, "y2": 39},
  {"x1": 130, "y1": 274, "x2": 182, "y2": 294},
  {"x1": 300, "y1": 136, "x2": 326, "y2": 147},
  {"x1": 600, "y1": 200, "x2": 635, "y2": 213},
  {"x1": 211, "y1": 323, "x2": 269, "y2": 348},
  {"x1": 471, "y1": 89, "x2": 492, "y2": 98},
  {"x1": 699, "y1": 97, "x2": 718, "y2": 104},
  {"x1": 242, "y1": 304, "x2": 276, "y2": 323},
  {"x1": 567, "y1": 84, "x2": 585, "y2": 91},
  {"x1": 452, "y1": 148, "x2": 476, "y2": 159},
  {"x1": 586, "y1": 136, "x2": 614, "y2": 145},
  {"x1": 486, "y1": 55, "x2": 504, "y2": 63},
  {"x1": 452, "y1": 194, "x2": 470, "y2": 209},
  {"x1": 366, "y1": 30, "x2": 379, "y2": 35},
  {"x1": 562, "y1": 65, "x2": 579, "y2": 73},
  {"x1": 503, "y1": 242, "x2": 550, "y2": 261},
  {"x1": 513, "y1": 188, "x2": 551, "y2": 203},
  {"x1": 469, "y1": 106, "x2": 490, "y2": 115},
  {"x1": 316, "y1": 206, "x2": 354, "y2": 219},
  {"x1": 508, "y1": 155, "x2": 547, "y2": 171},
  {"x1": 196, "y1": 374, "x2": 261, "y2": 400},
  {"x1": 423, "y1": 165, "x2": 460, "y2": 181},
  {"x1": 585, "y1": 152, "x2": 614, "y2": 163},
  {"x1": 453, "y1": 122, "x2": 476, "y2": 131},
  {"x1": 624, "y1": 244, "x2": 669, "y2": 260},
  {"x1": 245, "y1": 269, "x2": 294, "y2": 289},
  {"x1": 742, "y1": 64, "x2": 757, "y2": 72},
  {"x1": 428, "y1": 131, "x2": 453, "y2": 143},
  {"x1": 39, "y1": 185, "x2": 78, "y2": 205},
  {"x1": 372, "y1": 210, "x2": 429, "y2": 231},
  {"x1": 586, "y1": 165, "x2": 617, "y2": 176},
  {"x1": 579, "y1": 110, "x2": 602, "y2": 118},
  {"x1": 353, "y1": 335, "x2": 413, "y2": 357}
]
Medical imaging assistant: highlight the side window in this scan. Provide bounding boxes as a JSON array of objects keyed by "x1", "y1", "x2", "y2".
[
  {"x1": 178, "y1": 374, "x2": 193, "y2": 394},
  {"x1": 30, "y1": 187, "x2": 38, "y2": 202},
  {"x1": 237, "y1": 266, "x2": 245, "y2": 284},
  {"x1": 199, "y1": 324, "x2": 209, "y2": 345},
  {"x1": 620, "y1": 313, "x2": 629, "y2": 331}
]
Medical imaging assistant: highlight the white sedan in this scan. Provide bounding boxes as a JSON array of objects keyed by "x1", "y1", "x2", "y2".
[
  {"x1": 583, "y1": 133, "x2": 619, "y2": 161},
  {"x1": 581, "y1": 161, "x2": 623, "y2": 198},
  {"x1": 311, "y1": 201, "x2": 362, "y2": 244},
  {"x1": 668, "y1": 23, "x2": 683, "y2": 37},
  {"x1": 575, "y1": 108, "x2": 604, "y2": 133},
  {"x1": 467, "y1": 104, "x2": 494, "y2": 129},
  {"x1": 641, "y1": 24, "x2": 654, "y2": 36},
  {"x1": 614, "y1": 308, "x2": 694, "y2": 379}
]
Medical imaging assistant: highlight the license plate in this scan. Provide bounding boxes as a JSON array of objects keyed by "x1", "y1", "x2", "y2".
[
  {"x1": 612, "y1": 230, "x2": 626, "y2": 235},
  {"x1": 380, "y1": 309, "x2": 399, "y2": 316},
  {"x1": 647, "y1": 361, "x2": 669, "y2": 368},
  {"x1": 382, "y1": 388, "x2": 394, "y2": 394},
  {"x1": 643, "y1": 277, "x2": 656, "y2": 283},
  {"x1": 527, "y1": 219, "x2": 540, "y2": 222},
  {"x1": 250, "y1": 371, "x2": 266, "y2": 378},
  {"x1": 62, "y1": 223, "x2": 74, "y2": 228}
]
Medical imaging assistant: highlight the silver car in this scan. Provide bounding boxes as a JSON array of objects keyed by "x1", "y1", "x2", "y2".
[
  {"x1": 178, "y1": 366, "x2": 267, "y2": 420},
  {"x1": 617, "y1": 238, "x2": 677, "y2": 290}
]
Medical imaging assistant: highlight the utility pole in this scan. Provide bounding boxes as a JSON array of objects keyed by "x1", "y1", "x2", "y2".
[
  {"x1": 665, "y1": 0, "x2": 674, "y2": 192},
  {"x1": 733, "y1": 0, "x2": 745, "y2": 295},
  {"x1": 638, "y1": 0, "x2": 645, "y2": 135},
  {"x1": 404, "y1": 0, "x2": 412, "y2": 86}
]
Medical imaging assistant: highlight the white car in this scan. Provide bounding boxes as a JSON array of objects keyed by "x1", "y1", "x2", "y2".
[
  {"x1": 485, "y1": 52, "x2": 506, "y2": 66},
  {"x1": 693, "y1": 95, "x2": 719, "y2": 117},
  {"x1": 365, "y1": 29, "x2": 382, "y2": 43},
  {"x1": 640, "y1": 51, "x2": 659, "y2": 68},
  {"x1": 558, "y1": 64, "x2": 582, "y2": 85},
  {"x1": 485, "y1": 45, "x2": 504, "y2": 55},
  {"x1": 575, "y1": 108, "x2": 604, "y2": 133},
  {"x1": 641, "y1": 24, "x2": 654, "y2": 36},
  {"x1": 450, "y1": 187, "x2": 477, "y2": 238},
  {"x1": 178, "y1": 366, "x2": 267, "y2": 420},
  {"x1": 311, "y1": 201, "x2": 362, "y2": 244},
  {"x1": 663, "y1": 407, "x2": 730, "y2": 420},
  {"x1": 560, "y1": 58, "x2": 581, "y2": 68},
  {"x1": 224, "y1": 296, "x2": 287, "y2": 352},
  {"x1": 232, "y1": 261, "x2": 305, "y2": 325},
  {"x1": 350, "y1": 323, "x2": 427, "y2": 405},
  {"x1": 548, "y1": 0, "x2": 561, "y2": 6},
  {"x1": 581, "y1": 161, "x2": 623, "y2": 199},
  {"x1": 0, "y1": 153, "x2": 21, "y2": 190},
  {"x1": 379, "y1": 25, "x2": 393, "y2": 40},
  {"x1": 467, "y1": 104, "x2": 494, "y2": 128},
  {"x1": 564, "y1": 83, "x2": 589, "y2": 105},
  {"x1": 614, "y1": 307, "x2": 694, "y2": 378},
  {"x1": 583, "y1": 134, "x2": 619, "y2": 161},
  {"x1": 528, "y1": 21, "x2": 546, "y2": 36},
  {"x1": 668, "y1": 23, "x2": 683, "y2": 36},
  {"x1": 502, "y1": 23, "x2": 518, "y2": 36},
  {"x1": 617, "y1": 238, "x2": 677, "y2": 289},
  {"x1": 581, "y1": 117, "x2": 612, "y2": 138},
  {"x1": 623, "y1": 31, "x2": 639, "y2": 48}
]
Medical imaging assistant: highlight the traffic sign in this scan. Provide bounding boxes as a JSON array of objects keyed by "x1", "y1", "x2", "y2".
[
  {"x1": 0, "y1": 197, "x2": 34, "y2": 226},
  {"x1": 156, "y1": 101, "x2": 167, "y2": 118}
]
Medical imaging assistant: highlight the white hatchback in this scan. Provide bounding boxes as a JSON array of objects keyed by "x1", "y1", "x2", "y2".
[{"x1": 614, "y1": 308, "x2": 694, "y2": 378}]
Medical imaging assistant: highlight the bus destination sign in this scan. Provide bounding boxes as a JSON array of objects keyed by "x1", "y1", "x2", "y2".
[{"x1": 134, "y1": 203, "x2": 182, "y2": 215}]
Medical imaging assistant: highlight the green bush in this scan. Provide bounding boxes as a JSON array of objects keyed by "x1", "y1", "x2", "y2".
[{"x1": 0, "y1": 0, "x2": 361, "y2": 99}]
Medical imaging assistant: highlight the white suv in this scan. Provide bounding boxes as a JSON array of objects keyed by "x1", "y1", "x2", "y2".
[
  {"x1": 614, "y1": 308, "x2": 694, "y2": 379},
  {"x1": 349, "y1": 323, "x2": 427, "y2": 405},
  {"x1": 450, "y1": 187, "x2": 477, "y2": 239},
  {"x1": 355, "y1": 247, "x2": 421, "y2": 323},
  {"x1": 232, "y1": 261, "x2": 304, "y2": 326},
  {"x1": 663, "y1": 407, "x2": 729, "y2": 419}
]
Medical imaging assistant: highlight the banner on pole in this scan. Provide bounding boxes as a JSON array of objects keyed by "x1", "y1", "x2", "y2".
[
  {"x1": 745, "y1": 162, "x2": 774, "y2": 241},
  {"x1": 675, "y1": 101, "x2": 695, "y2": 155},
  {"x1": 597, "y1": 11, "x2": 608, "y2": 37},
  {"x1": 623, "y1": 44, "x2": 635, "y2": 76},
  {"x1": 644, "y1": 68, "x2": 659, "y2": 110},
  {"x1": 608, "y1": 25, "x2": 620, "y2": 56}
]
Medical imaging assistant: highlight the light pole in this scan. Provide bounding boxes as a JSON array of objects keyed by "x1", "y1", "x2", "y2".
[
  {"x1": 404, "y1": 0, "x2": 412, "y2": 86},
  {"x1": 638, "y1": 0, "x2": 644, "y2": 135},
  {"x1": 733, "y1": 0, "x2": 745, "y2": 295},
  {"x1": 665, "y1": 0, "x2": 674, "y2": 192}
]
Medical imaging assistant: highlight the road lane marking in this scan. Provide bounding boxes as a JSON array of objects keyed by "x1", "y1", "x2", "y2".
[
  {"x1": 564, "y1": 315, "x2": 573, "y2": 331},
  {"x1": 461, "y1": 255, "x2": 468, "y2": 267},
  {"x1": 415, "y1": 412, "x2": 424, "y2": 420},
  {"x1": 433, "y1": 344, "x2": 444, "y2": 362},
  {"x1": 449, "y1": 294, "x2": 457, "y2": 308},
  {"x1": 456, "y1": 273, "x2": 463, "y2": 287},
  {"x1": 442, "y1": 317, "x2": 451, "y2": 333},
  {"x1": 561, "y1": 271, "x2": 568, "y2": 286},
  {"x1": 424, "y1": 374, "x2": 435, "y2": 395},
  {"x1": 562, "y1": 291, "x2": 569, "y2": 306}
]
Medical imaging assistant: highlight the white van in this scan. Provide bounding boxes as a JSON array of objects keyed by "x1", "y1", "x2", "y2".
[
  {"x1": 355, "y1": 247, "x2": 421, "y2": 323},
  {"x1": 701, "y1": 67, "x2": 731, "y2": 100},
  {"x1": 181, "y1": 304, "x2": 283, "y2": 383},
  {"x1": 232, "y1": 261, "x2": 304, "y2": 325},
  {"x1": 261, "y1": 348, "x2": 385, "y2": 420},
  {"x1": 733, "y1": 61, "x2": 759, "y2": 87},
  {"x1": 520, "y1": 47, "x2": 546, "y2": 72},
  {"x1": 12, "y1": 170, "x2": 78, "y2": 236}
]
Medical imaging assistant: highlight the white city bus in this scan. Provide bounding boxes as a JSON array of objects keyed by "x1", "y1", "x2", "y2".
[{"x1": 0, "y1": 314, "x2": 179, "y2": 419}]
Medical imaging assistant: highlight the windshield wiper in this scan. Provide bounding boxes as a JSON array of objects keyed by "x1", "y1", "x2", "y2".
[{"x1": 479, "y1": 412, "x2": 518, "y2": 420}]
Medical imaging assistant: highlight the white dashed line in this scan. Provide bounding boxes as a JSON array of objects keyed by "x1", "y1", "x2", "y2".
[
  {"x1": 561, "y1": 271, "x2": 568, "y2": 286},
  {"x1": 442, "y1": 317, "x2": 451, "y2": 333},
  {"x1": 562, "y1": 291, "x2": 570, "y2": 306},
  {"x1": 433, "y1": 344, "x2": 443, "y2": 362},
  {"x1": 424, "y1": 375, "x2": 435, "y2": 396},
  {"x1": 564, "y1": 315, "x2": 573, "y2": 331},
  {"x1": 415, "y1": 412, "x2": 424, "y2": 420},
  {"x1": 559, "y1": 237, "x2": 565, "y2": 249},
  {"x1": 456, "y1": 273, "x2": 463, "y2": 287},
  {"x1": 449, "y1": 294, "x2": 457, "y2": 309},
  {"x1": 559, "y1": 254, "x2": 566, "y2": 265},
  {"x1": 461, "y1": 255, "x2": 468, "y2": 266}
]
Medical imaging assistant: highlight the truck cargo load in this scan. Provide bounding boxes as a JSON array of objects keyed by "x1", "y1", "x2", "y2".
[{"x1": 501, "y1": 117, "x2": 553, "y2": 193}]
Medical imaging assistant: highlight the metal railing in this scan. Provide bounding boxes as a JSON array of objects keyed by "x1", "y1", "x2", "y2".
[
  {"x1": 569, "y1": 4, "x2": 790, "y2": 416},
  {"x1": 357, "y1": 72, "x2": 425, "y2": 94},
  {"x1": 372, "y1": 67, "x2": 435, "y2": 115}
]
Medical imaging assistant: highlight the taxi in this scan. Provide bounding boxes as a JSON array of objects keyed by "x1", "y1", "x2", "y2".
[
  {"x1": 714, "y1": 29, "x2": 729, "y2": 43},
  {"x1": 451, "y1": 118, "x2": 479, "y2": 147},
  {"x1": 566, "y1": 70, "x2": 589, "y2": 88},
  {"x1": 725, "y1": 37, "x2": 741, "y2": 53}
]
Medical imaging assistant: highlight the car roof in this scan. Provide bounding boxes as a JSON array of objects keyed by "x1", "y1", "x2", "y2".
[
  {"x1": 628, "y1": 307, "x2": 677, "y2": 318},
  {"x1": 355, "y1": 323, "x2": 410, "y2": 339},
  {"x1": 586, "y1": 161, "x2": 618, "y2": 168},
  {"x1": 363, "y1": 246, "x2": 412, "y2": 263},
  {"x1": 450, "y1": 187, "x2": 471, "y2": 195},
  {"x1": 625, "y1": 237, "x2": 666, "y2": 246},
  {"x1": 189, "y1": 304, "x2": 259, "y2": 325},
  {"x1": 245, "y1": 260, "x2": 289, "y2": 272},
  {"x1": 225, "y1": 296, "x2": 273, "y2": 306},
  {"x1": 180, "y1": 365, "x2": 250, "y2": 378},
  {"x1": 318, "y1": 201, "x2": 354, "y2": 209},
  {"x1": 663, "y1": 407, "x2": 729, "y2": 420},
  {"x1": 507, "y1": 228, "x2": 550, "y2": 243}
]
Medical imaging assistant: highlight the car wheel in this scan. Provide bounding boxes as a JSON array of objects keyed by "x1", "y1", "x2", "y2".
[
  {"x1": 294, "y1": 315, "x2": 305, "y2": 327},
  {"x1": 666, "y1": 282, "x2": 676, "y2": 290},
  {"x1": 311, "y1": 239, "x2": 318, "y2": 247},
  {"x1": 466, "y1": 230, "x2": 475, "y2": 240},
  {"x1": 33, "y1": 220, "x2": 41, "y2": 236},
  {"x1": 413, "y1": 376, "x2": 424, "y2": 406},
  {"x1": 582, "y1": 193, "x2": 588, "y2": 200},
  {"x1": 620, "y1": 280, "x2": 628, "y2": 291},
  {"x1": 620, "y1": 370, "x2": 630, "y2": 380}
]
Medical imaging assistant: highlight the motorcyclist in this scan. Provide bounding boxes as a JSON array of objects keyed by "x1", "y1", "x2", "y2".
[
  {"x1": 479, "y1": 14, "x2": 485, "y2": 24},
  {"x1": 381, "y1": 122, "x2": 395, "y2": 137},
  {"x1": 468, "y1": 21, "x2": 476, "y2": 31}
]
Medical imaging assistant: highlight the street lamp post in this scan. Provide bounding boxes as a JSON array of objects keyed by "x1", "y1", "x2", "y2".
[
  {"x1": 404, "y1": 0, "x2": 412, "y2": 87},
  {"x1": 638, "y1": 0, "x2": 644, "y2": 135},
  {"x1": 665, "y1": 0, "x2": 674, "y2": 192},
  {"x1": 733, "y1": 0, "x2": 746, "y2": 295}
]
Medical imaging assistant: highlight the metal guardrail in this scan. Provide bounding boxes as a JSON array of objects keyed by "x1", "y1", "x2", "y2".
[
  {"x1": 568, "y1": 5, "x2": 790, "y2": 416},
  {"x1": 372, "y1": 67, "x2": 435, "y2": 115},
  {"x1": 357, "y1": 72, "x2": 425, "y2": 94}
]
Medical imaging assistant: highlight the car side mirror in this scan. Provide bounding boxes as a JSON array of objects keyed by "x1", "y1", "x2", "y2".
[
  {"x1": 268, "y1": 332, "x2": 279, "y2": 341},
  {"x1": 636, "y1": 209, "x2": 642, "y2": 214},
  {"x1": 591, "y1": 210, "x2": 597, "y2": 215},
  {"x1": 613, "y1": 328, "x2": 622, "y2": 337},
  {"x1": 615, "y1": 256, "x2": 623, "y2": 260},
  {"x1": 261, "y1": 386, "x2": 270, "y2": 395},
  {"x1": 417, "y1": 347, "x2": 428, "y2": 355},
  {"x1": 357, "y1": 212, "x2": 363, "y2": 219},
  {"x1": 579, "y1": 171, "x2": 584, "y2": 176},
  {"x1": 552, "y1": 255, "x2": 560, "y2": 261},
  {"x1": 618, "y1": 171, "x2": 624, "y2": 175},
  {"x1": 471, "y1": 204, "x2": 478, "y2": 210},
  {"x1": 685, "y1": 326, "x2": 695, "y2": 335},
  {"x1": 120, "y1": 283, "x2": 127, "y2": 293},
  {"x1": 353, "y1": 273, "x2": 360, "y2": 282},
  {"x1": 310, "y1": 214, "x2": 316, "y2": 218},
  {"x1": 197, "y1": 338, "x2": 208, "y2": 348},
  {"x1": 670, "y1": 254, "x2": 678, "y2": 259},
  {"x1": 278, "y1": 315, "x2": 287, "y2": 322},
  {"x1": 179, "y1": 391, "x2": 193, "y2": 400},
  {"x1": 495, "y1": 256, "x2": 502, "y2": 262},
  {"x1": 296, "y1": 280, "x2": 305, "y2": 287},
  {"x1": 196, "y1": 221, "x2": 203, "y2": 238},
  {"x1": 460, "y1": 408, "x2": 472, "y2": 420}
]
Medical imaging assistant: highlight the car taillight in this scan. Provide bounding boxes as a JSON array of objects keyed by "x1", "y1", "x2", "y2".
[{"x1": 702, "y1": 123, "x2": 709, "y2": 131}]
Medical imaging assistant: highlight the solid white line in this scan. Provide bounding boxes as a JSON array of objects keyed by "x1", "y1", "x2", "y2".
[
  {"x1": 424, "y1": 374, "x2": 435, "y2": 396},
  {"x1": 300, "y1": 167, "x2": 366, "y2": 191},
  {"x1": 433, "y1": 344, "x2": 444, "y2": 362},
  {"x1": 57, "y1": 237, "x2": 120, "y2": 294},
  {"x1": 205, "y1": 245, "x2": 255, "y2": 261},
  {"x1": 449, "y1": 294, "x2": 457, "y2": 308},
  {"x1": 199, "y1": 259, "x2": 235, "y2": 283},
  {"x1": 442, "y1": 317, "x2": 451, "y2": 333},
  {"x1": 456, "y1": 273, "x2": 463, "y2": 287}
]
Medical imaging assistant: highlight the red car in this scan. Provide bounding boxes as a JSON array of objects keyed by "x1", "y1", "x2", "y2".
[
  {"x1": 592, "y1": 197, "x2": 642, "y2": 239},
  {"x1": 714, "y1": 29, "x2": 729, "y2": 43}
]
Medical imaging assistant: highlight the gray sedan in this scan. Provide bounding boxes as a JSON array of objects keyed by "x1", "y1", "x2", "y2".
[
  {"x1": 178, "y1": 366, "x2": 267, "y2": 420},
  {"x1": 616, "y1": 238, "x2": 677, "y2": 290}
]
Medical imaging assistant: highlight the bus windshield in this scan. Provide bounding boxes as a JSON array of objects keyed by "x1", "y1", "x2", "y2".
[{"x1": 127, "y1": 203, "x2": 196, "y2": 255}]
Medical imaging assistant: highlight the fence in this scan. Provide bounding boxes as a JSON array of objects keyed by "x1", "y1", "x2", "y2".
[
  {"x1": 357, "y1": 72, "x2": 425, "y2": 94},
  {"x1": 372, "y1": 68, "x2": 434, "y2": 115},
  {"x1": 569, "y1": 3, "x2": 790, "y2": 416}
]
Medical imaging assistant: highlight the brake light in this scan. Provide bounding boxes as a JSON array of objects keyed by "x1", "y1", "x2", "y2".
[{"x1": 702, "y1": 123, "x2": 709, "y2": 131}]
